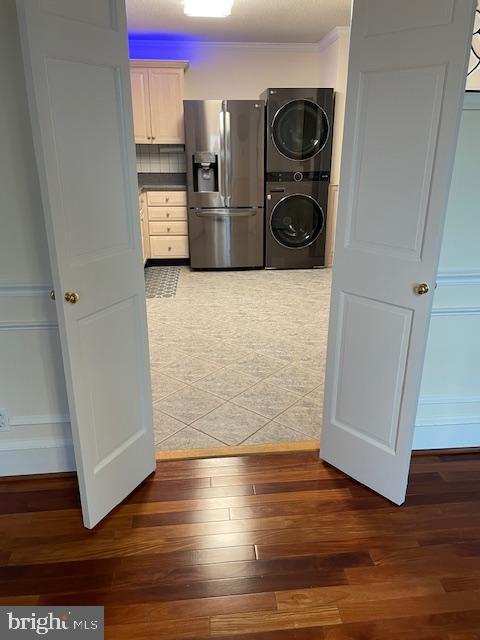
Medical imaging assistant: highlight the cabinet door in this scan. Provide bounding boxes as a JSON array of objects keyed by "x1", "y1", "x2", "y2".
[
  {"x1": 139, "y1": 195, "x2": 150, "y2": 263},
  {"x1": 148, "y1": 68, "x2": 184, "y2": 144},
  {"x1": 130, "y1": 68, "x2": 151, "y2": 143}
]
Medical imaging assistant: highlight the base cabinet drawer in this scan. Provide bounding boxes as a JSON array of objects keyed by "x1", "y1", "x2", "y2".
[
  {"x1": 149, "y1": 221, "x2": 188, "y2": 235},
  {"x1": 147, "y1": 191, "x2": 187, "y2": 206},
  {"x1": 148, "y1": 206, "x2": 187, "y2": 221},
  {"x1": 150, "y1": 235, "x2": 189, "y2": 258}
]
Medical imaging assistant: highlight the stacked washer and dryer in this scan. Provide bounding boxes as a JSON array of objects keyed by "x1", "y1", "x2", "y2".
[{"x1": 261, "y1": 88, "x2": 334, "y2": 269}]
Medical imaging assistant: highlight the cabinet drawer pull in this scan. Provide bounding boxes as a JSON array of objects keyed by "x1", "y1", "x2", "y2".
[{"x1": 168, "y1": 246, "x2": 172, "y2": 251}]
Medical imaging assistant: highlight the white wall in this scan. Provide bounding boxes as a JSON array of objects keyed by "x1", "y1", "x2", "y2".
[
  {"x1": 317, "y1": 28, "x2": 351, "y2": 266},
  {"x1": 0, "y1": 1, "x2": 74, "y2": 475},
  {"x1": 414, "y1": 93, "x2": 480, "y2": 449},
  {"x1": 129, "y1": 39, "x2": 327, "y2": 100},
  {"x1": 318, "y1": 28, "x2": 350, "y2": 186}
]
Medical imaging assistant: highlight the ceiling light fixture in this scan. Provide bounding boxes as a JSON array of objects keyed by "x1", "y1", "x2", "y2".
[{"x1": 184, "y1": 0, "x2": 234, "y2": 18}]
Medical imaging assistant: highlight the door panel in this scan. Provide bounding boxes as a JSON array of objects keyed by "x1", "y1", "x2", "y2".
[
  {"x1": 321, "y1": 0, "x2": 476, "y2": 504},
  {"x1": 348, "y1": 66, "x2": 445, "y2": 256},
  {"x1": 365, "y1": 0, "x2": 455, "y2": 36},
  {"x1": 333, "y1": 293, "x2": 412, "y2": 452},
  {"x1": 46, "y1": 58, "x2": 131, "y2": 259},
  {"x1": 16, "y1": 0, "x2": 155, "y2": 528},
  {"x1": 39, "y1": 0, "x2": 115, "y2": 28}
]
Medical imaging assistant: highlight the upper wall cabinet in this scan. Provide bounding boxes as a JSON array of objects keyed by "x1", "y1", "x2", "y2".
[
  {"x1": 130, "y1": 61, "x2": 188, "y2": 145},
  {"x1": 130, "y1": 68, "x2": 151, "y2": 144}
]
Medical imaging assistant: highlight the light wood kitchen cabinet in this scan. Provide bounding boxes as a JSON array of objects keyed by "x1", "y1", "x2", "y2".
[
  {"x1": 145, "y1": 190, "x2": 189, "y2": 259},
  {"x1": 149, "y1": 67, "x2": 185, "y2": 144},
  {"x1": 139, "y1": 192, "x2": 150, "y2": 264},
  {"x1": 147, "y1": 190, "x2": 187, "y2": 207},
  {"x1": 150, "y1": 236, "x2": 189, "y2": 258},
  {"x1": 130, "y1": 61, "x2": 188, "y2": 145},
  {"x1": 147, "y1": 207, "x2": 188, "y2": 221},
  {"x1": 131, "y1": 68, "x2": 151, "y2": 144}
]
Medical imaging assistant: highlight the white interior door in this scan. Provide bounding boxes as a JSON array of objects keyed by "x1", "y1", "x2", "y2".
[
  {"x1": 16, "y1": 0, "x2": 155, "y2": 528},
  {"x1": 321, "y1": 0, "x2": 476, "y2": 504}
]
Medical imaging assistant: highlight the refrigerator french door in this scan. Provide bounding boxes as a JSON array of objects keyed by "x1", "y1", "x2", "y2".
[{"x1": 184, "y1": 100, "x2": 265, "y2": 269}]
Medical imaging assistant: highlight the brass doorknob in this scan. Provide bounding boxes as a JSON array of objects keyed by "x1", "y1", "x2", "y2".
[
  {"x1": 414, "y1": 283, "x2": 429, "y2": 295},
  {"x1": 64, "y1": 292, "x2": 80, "y2": 304},
  {"x1": 49, "y1": 289, "x2": 55, "y2": 301}
]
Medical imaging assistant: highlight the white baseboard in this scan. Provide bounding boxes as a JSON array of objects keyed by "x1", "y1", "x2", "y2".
[
  {"x1": 413, "y1": 422, "x2": 480, "y2": 450},
  {"x1": 0, "y1": 442, "x2": 75, "y2": 476},
  {"x1": 0, "y1": 419, "x2": 75, "y2": 476}
]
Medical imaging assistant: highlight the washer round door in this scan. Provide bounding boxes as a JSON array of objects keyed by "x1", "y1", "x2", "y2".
[
  {"x1": 270, "y1": 194, "x2": 324, "y2": 249},
  {"x1": 272, "y1": 99, "x2": 329, "y2": 161}
]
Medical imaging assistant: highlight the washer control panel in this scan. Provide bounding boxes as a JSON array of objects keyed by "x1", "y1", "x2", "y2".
[{"x1": 267, "y1": 171, "x2": 330, "y2": 182}]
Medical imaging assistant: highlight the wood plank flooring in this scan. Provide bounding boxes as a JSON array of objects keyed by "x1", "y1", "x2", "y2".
[{"x1": 1, "y1": 451, "x2": 480, "y2": 638}]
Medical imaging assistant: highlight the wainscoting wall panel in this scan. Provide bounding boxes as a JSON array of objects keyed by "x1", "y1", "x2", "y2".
[
  {"x1": 415, "y1": 94, "x2": 480, "y2": 449},
  {"x1": 415, "y1": 272, "x2": 480, "y2": 448},
  {"x1": 0, "y1": 286, "x2": 73, "y2": 475}
]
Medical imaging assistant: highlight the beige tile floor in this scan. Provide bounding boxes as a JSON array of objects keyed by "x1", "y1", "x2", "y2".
[{"x1": 147, "y1": 267, "x2": 331, "y2": 450}]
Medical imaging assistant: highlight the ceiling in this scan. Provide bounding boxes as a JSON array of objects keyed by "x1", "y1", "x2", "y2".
[{"x1": 126, "y1": 0, "x2": 352, "y2": 43}]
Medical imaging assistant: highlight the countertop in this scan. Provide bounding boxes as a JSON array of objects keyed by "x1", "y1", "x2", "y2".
[{"x1": 138, "y1": 172, "x2": 186, "y2": 194}]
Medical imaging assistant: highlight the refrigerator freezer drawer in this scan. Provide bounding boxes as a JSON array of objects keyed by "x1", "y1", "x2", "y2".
[{"x1": 188, "y1": 207, "x2": 264, "y2": 269}]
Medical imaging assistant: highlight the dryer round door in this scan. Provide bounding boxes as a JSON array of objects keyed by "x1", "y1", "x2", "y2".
[
  {"x1": 271, "y1": 99, "x2": 329, "y2": 161},
  {"x1": 270, "y1": 194, "x2": 325, "y2": 249}
]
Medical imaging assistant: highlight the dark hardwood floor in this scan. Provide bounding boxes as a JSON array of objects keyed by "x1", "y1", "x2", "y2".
[{"x1": 2, "y1": 451, "x2": 480, "y2": 639}]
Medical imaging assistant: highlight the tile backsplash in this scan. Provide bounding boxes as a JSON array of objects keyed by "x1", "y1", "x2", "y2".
[{"x1": 136, "y1": 144, "x2": 186, "y2": 174}]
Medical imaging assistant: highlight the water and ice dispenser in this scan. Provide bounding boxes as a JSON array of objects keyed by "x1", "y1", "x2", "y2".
[{"x1": 192, "y1": 151, "x2": 218, "y2": 193}]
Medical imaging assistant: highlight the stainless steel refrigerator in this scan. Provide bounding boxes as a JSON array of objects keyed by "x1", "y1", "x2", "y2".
[{"x1": 184, "y1": 100, "x2": 265, "y2": 269}]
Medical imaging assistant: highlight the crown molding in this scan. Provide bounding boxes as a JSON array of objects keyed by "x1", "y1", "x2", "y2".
[
  {"x1": 317, "y1": 26, "x2": 351, "y2": 52},
  {"x1": 130, "y1": 59, "x2": 189, "y2": 69},
  {"x1": 129, "y1": 38, "x2": 329, "y2": 52}
]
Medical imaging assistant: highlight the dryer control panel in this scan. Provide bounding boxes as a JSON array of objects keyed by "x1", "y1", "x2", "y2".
[{"x1": 267, "y1": 171, "x2": 330, "y2": 182}]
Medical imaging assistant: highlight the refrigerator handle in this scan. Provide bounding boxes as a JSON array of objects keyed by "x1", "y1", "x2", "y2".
[
  {"x1": 224, "y1": 109, "x2": 232, "y2": 207},
  {"x1": 219, "y1": 109, "x2": 226, "y2": 206}
]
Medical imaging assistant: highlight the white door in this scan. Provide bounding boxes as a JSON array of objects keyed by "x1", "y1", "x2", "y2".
[
  {"x1": 321, "y1": 0, "x2": 476, "y2": 504},
  {"x1": 16, "y1": 0, "x2": 155, "y2": 528}
]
